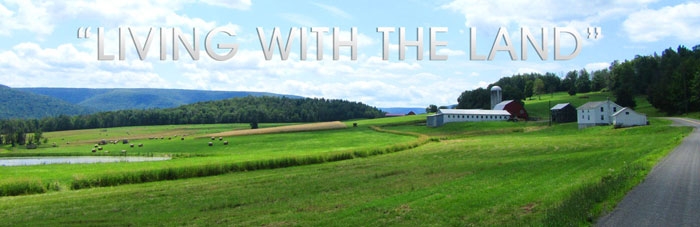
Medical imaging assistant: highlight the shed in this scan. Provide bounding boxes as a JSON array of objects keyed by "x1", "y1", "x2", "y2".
[
  {"x1": 493, "y1": 100, "x2": 528, "y2": 120},
  {"x1": 612, "y1": 108, "x2": 648, "y2": 128},
  {"x1": 550, "y1": 103, "x2": 577, "y2": 123}
]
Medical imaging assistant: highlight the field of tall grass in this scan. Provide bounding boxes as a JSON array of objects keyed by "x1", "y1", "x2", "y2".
[
  {"x1": 0, "y1": 115, "x2": 691, "y2": 225},
  {"x1": 0, "y1": 122, "x2": 417, "y2": 196}
]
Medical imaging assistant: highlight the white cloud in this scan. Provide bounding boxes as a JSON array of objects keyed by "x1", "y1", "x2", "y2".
[
  {"x1": 441, "y1": 0, "x2": 656, "y2": 49},
  {"x1": 0, "y1": 0, "x2": 248, "y2": 38},
  {"x1": 623, "y1": 2, "x2": 700, "y2": 42},
  {"x1": 0, "y1": 42, "x2": 168, "y2": 88},
  {"x1": 0, "y1": 1, "x2": 53, "y2": 36}
]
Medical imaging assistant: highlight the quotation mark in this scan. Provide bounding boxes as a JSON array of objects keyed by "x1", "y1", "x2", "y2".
[
  {"x1": 77, "y1": 27, "x2": 91, "y2": 39},
  {"x1": 587, "y1": 27, "x2": 601, "y2": 39}
]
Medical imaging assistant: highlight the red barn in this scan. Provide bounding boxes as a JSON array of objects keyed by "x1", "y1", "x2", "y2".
[{"x1": 493, "y1": 100, "x2": 528, "y2": 120}]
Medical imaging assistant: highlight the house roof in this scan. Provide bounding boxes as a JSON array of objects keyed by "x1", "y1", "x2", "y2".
[
  {"x1": 612, "y1": 107, "x2": 645, "y2": 117},
  {"x1": 438, "y1": 109, "x2": 511, "y2": 115},
  {"x1": 550, "y1": 103, "x2": 572, "y2": 110},
  {"x1": 576, "y1": 100, "x2": 620, "y2": 110},
  {"x1": 493, "y1": 100, "x2": 515, "y2": 110}
]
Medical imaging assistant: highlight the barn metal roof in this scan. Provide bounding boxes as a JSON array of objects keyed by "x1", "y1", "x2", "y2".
[
  {"x1": 493, "y1": 100, "x2": 514, "y2": 110},
  {"x1": 550, "y1": 103, "x2": 572, "y2": 110},
  {"x1": 438, "y1": 109, "x2": 511, "y2": 115}
]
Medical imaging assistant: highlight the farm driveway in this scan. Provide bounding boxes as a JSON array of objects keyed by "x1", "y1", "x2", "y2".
[{"x1": 597, "y1": 117, "x2": 700, "y2": 226}]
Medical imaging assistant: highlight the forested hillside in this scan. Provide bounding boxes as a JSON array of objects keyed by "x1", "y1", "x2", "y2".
[
  {"x1": 453, "y1": 44, "x2": 700, "y2": 115},
  {"x1": 0, "y1": 96, "x2": 384, "y2": 145},
  {"x1": 0, "y1": 85, "x2": 95, "y2": 119},
  {"x1": 18, "y1": 87, "x2": 302, "y2": 111}
]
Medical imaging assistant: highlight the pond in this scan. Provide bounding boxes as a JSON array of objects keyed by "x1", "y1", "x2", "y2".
[{"x1": 0, "y1": 156, "x2": 171, "y2": 166}]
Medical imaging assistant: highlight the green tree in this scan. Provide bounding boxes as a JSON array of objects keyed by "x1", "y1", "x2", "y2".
[
  {"x1": 524, "y1": 80, "x2": 534, "y2": 99},
  {"x1": 533, "y1": 78, "x2": 545, "y2": 100},
  {"x1": 575, "y1": 69, "x2": 591, "y2": 93},
  {"x1": 591, "y1": 69, "x2": 609, "y2": 91},
  {"x1": 563, "y1": 70, "x2": 578, "y2": 96},
  {"x1": 426, "y1": 104, "x2": 438, "y2": 113},
  {"x1": 612, "y1": 61, "x2": 637, "y2": 108}
]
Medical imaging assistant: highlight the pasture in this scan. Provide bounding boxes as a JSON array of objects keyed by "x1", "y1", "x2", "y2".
[{"x1": 0, "y1": 116, "x2": 692, "y2": 225}]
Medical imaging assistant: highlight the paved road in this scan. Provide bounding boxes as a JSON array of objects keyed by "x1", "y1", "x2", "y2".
[{"x1": 597, "y1": 118, "x2": 700, "y2": 226}]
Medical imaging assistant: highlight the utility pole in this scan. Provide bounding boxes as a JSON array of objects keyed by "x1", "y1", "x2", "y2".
[{"x1": 548, "y1": 100, "x2": 552, "y2": 126}]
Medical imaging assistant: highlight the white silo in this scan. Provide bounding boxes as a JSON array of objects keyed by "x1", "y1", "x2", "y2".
[{"x1": 490, "y1": 86, "x2": 502, "y2": 110}]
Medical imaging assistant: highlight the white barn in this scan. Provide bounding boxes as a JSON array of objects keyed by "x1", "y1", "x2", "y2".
[
  {"x1": 576, "y1": 100, "x2": 623, "y2": 129},
  {"x1": 427, "y1": 109, "x2": 511, "y2": 127},
  {"x1": 612, "y1": 107, "x2": 648, "y2": 128}
]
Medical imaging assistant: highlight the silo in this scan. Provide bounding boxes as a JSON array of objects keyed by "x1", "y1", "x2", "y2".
[{"x1": 490, "y1": 86, "x2": 502, "y2": 110}]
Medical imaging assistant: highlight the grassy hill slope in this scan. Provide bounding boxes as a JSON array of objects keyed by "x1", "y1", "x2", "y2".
[{"x1": 523, "y1": 91, "x2": 665, "y2": 120}]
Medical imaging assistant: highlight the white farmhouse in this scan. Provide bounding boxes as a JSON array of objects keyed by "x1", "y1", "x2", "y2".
[
  {"x1": 612, "y1": 107, "x2": 648, "y2": 128},
  {"x1": 427, "y1": 109, "x2": 511, "y2": 127},
  {"x1": 576, "y1": 100, "x2": 623, "y2": 129}
]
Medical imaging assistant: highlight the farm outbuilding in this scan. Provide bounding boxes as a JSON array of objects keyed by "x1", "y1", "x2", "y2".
[
  {"x1": 550, "y1": 103, "x2": 577, "y2": 123},
  {"x1": 612, "y1": 107, "x2": 648, "y2": 128},
  {"x1": 426, "y1": 109, "x2": 511, "y2": 127},
  {"x1": 576, "y1": 100, "x2": 623, "y2": 129},
  {"x1": 493, "y1": 100, "x2": 528, "y2": 120}
]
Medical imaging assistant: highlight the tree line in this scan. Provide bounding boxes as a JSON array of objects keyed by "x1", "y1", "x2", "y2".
[
  {"x1": 447, "y1": 44, "x2": 700, "y2": 114},
  {"x1": 0, "y1": 96, "x2": 384, "y2": 146}
]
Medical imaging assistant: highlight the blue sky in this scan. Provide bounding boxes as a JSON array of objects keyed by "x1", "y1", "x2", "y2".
[{"x1": 1, "y1": 0, "x2": 698, "y2": 108}]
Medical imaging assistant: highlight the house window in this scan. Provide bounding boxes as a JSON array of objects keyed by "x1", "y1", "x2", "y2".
[
  {"x1": 614, "y1": 107, "x2": 617, "y2": 112},
  {"x1": 600, "y1": 107, "x2": 604, "y2": 112},
  {"x1": 625, "y1": 112, "x2": 629, "y2": 115},
  {"x1": 601, "y1": 115, "x2": 604, "y2": 121}
]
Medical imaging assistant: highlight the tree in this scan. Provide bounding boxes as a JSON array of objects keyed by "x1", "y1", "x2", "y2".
[
  {"x1": 426, "y1": 104, "x2": 438, "y2": 113},
  {"x1": 563, "y1": 70, "x2": 578, "y2": 96},
  {"x1": 456, "y1": 88, "x2": 490, "y2": 109},
  {"x1": 612, "y1": 61, "x2": 637, "y2": 108},
  {"x1": 533, "y1": 78, "x2": 545, "y2": 100},
  {"x1": 524, "y1": 80, "x2": 534, "y2": 99},
  {"x1": 591, "y1": 69, "x2": 609, "y2": 91},
  {"x1": 575, "y1": 69, "x2": 591, "y2": 93}
]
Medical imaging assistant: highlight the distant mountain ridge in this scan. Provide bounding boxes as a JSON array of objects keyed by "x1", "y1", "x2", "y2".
[
  {"x1": 0, "y1": 85, "x2": 94, "y2": 119},
  {"x1": 17, "y1": 87, "x2": 303, "y2": 112},
  {"x1": 379, "y1": 107, "x2": 426, "y2": 115}
]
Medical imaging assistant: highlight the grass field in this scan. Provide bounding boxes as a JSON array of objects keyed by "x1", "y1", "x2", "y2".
[
  {"x1": 0, "y1": 114, "x2": 692, "y2": 225},
  {"x1": 0, "y1": 122, "x2": 416, "y2": 194}
]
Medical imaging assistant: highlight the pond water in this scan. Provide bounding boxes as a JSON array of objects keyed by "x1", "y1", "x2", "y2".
[{"x1": 0, "y1": 156, "x2": 171, "y2": 166}]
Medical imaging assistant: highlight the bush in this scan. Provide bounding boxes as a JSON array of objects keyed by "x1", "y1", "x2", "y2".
[{"x1": 0, "y1": 179, "x2": 47, "y2": 197}]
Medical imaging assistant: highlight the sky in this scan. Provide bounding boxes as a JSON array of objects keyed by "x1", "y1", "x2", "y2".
[{"x1": 1, "y1": 0, "x2": 699, "y2": 108}]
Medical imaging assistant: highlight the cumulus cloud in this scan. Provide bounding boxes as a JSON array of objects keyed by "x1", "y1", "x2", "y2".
[
  {"x1": 0, "y1": 42, "x2": 169, "y2": 88},
  {"x1": 623, "y1": 2, "x2": 700, "y2": 42},
  {"x1": 0, "y1": 1, "x2": 54, "y2": 36},
  {"x1": 0, "y1": 0, "x2": 249, "y2": 38},
  {"x1": 440, "y1": 0, "x2": 657, "y2": 48}
]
